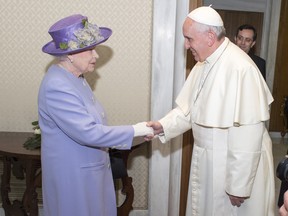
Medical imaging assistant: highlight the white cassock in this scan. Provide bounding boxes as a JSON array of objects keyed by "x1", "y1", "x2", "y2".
[{"x1": 159, "y1": 38, "x2": 275, "y2": 216}]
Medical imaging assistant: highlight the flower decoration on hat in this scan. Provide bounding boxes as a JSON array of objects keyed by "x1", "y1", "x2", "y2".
[
  {"x1": 42, "y1": 14, "x2": 112, "y2": 56},
  {"x1": 59, "y1": 19, "x2": 104, "y2": 51}
]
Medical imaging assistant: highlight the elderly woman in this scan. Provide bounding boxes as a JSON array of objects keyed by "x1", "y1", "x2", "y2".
[{"x1": 39, "y1": 14, "x2": 152, "y2": 216}]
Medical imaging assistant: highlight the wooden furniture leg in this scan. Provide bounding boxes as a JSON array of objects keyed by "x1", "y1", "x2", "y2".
[
  {"x1": 1, "y1": 156, "x2": 27, "y2": 216},
  {"x1": 117, "y1": 176, "x2": 134, "y2": 216},
  {"x1": 22, "y1": 160, "x2": 41, "y2": 216}
]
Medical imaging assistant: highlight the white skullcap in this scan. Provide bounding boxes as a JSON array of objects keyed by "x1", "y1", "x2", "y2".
[{"x1": 187, "y1": 5, "x2": 223, "y2": 27}]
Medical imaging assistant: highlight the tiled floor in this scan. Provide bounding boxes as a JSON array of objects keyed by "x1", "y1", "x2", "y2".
[{"x1": 272, "y1": 134, "x2": 288, "y2": 215}]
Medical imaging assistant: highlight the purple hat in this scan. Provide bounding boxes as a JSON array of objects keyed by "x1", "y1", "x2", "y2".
[{"x1": 42, "y1": 14, "x2": 112, "y2": 56}]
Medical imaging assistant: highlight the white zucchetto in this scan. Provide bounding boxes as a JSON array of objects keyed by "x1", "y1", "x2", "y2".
[{"x1": 187, "y1": 6, "x2": 223, "y2": 27}]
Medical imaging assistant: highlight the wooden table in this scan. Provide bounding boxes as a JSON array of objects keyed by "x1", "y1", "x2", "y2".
[
  {"x1": 0, "y1": 132, "x2": 147, "y2": 216},
  {"x1": 0, "y1": 132, "x2": 41, "y2": 216}
]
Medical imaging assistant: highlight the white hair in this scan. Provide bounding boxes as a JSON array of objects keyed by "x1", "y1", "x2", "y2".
[{"x1": 195, "y1": 22, "x2": 226, "y2": 40}]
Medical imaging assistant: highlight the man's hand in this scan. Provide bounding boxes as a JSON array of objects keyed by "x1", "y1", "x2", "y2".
[
  {"x1": 227, "y1": 193, "x2": 246, "y2": 207},
  {"x1": 146, "y1": 121, "x2": 163, "y2": 135},
  {"x1": 144, "y1": 121, "x2": 164, "y2": 141}
]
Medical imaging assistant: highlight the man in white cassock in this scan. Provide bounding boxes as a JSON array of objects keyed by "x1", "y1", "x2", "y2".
[{"x1": 147, "y1": 6, "x2": 275, "y2": 216}]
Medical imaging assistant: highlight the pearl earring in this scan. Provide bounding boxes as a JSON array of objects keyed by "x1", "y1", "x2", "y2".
[{"x1": 67, "y1": 56, "x2": 73, "y2": 63}]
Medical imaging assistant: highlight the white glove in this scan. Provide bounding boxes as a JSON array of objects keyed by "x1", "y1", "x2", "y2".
[{"x1": 132, "y1": 122, "x2": 154, "y2": 137}]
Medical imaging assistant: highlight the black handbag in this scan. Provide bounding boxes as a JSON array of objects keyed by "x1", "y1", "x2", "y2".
[
  {"x1": 276, "y1": 156, "x2": 288, "y2": 207},
  {"x1": 109, "y1": 149, "x2": 128, "y2": 179}
]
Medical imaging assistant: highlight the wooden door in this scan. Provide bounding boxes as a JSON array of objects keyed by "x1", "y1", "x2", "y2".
[
  {"x1": 217, "y1": 10, "x2": 264, "y2": 56},
  {"x1": 269, "y1": 0, "x2": 288, "y2": 133}
]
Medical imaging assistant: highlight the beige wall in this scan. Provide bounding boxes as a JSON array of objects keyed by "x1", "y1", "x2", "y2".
[
  {"x1": 0, "y1": 0, "x2": 152, "y2": 131},
  {"x1": 0, "y1": 0, "x2": 152, "y2": 210}
]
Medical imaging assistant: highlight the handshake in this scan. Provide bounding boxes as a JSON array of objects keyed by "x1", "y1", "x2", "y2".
[{"x1": 132, "y1": 121, "x2": 163, "y2": 140}]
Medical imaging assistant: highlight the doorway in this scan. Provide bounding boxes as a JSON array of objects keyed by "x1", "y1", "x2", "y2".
[{"x1": 269, "y1": 0, "x2": 288, "y2": 133}]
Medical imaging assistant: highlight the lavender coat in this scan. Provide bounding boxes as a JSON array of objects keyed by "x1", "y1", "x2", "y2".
[{"x1": 38, "y1": 65, "x2": 134, "y2": 216}]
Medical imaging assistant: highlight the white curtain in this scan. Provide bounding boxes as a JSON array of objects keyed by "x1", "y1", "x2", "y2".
[{"x1": 149, "y1": 0, "x2": 189, "y2": 215}]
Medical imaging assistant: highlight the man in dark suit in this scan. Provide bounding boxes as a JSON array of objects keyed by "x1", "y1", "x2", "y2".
[{"x1": 235, "y1": 24, "x2": 266, "y2": 80}]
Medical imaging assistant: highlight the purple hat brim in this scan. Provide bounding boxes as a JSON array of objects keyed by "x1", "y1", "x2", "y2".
[{"x1": 42, "y1": 27, "x2": 112, "y2": 56}]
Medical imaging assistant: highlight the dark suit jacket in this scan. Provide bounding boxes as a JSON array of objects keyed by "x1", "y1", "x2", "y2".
[{"x1": 249, "y1": 53, "x2": 266, "y2": 80}]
